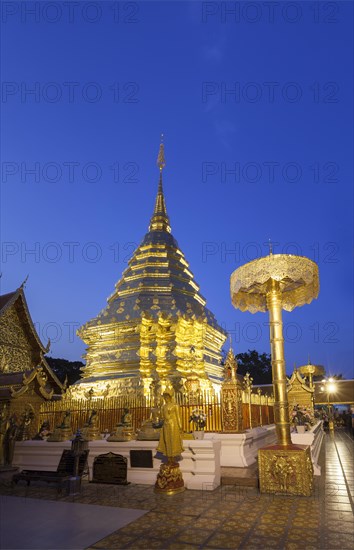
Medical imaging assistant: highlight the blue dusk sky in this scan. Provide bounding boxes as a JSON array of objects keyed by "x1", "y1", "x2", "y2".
[{"x1": 1, "y1": 1, "x2": 353, "y2": 378}]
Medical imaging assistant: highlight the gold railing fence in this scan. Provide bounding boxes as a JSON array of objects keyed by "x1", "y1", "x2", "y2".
[{"x1": 39, "y1": 390, "x2": 274, "y2": 434}]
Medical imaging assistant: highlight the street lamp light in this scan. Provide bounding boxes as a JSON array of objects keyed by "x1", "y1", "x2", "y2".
[{"x1": 320, "y1": 378, "x2": 337, "y2": 431}]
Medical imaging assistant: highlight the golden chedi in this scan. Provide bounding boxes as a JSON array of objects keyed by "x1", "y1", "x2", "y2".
[{"x1": 73, "y1": 141, "x2": 226, "y2": 399}]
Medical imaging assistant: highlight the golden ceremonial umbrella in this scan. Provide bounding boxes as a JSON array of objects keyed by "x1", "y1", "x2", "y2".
[{"x1": 231, "y1": 254, "x2": 319, "y2": 446}]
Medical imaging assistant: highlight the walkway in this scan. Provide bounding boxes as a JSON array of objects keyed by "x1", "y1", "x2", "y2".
[{"x1": 0, "y1": 430, "x2": 353, "y2": 549}]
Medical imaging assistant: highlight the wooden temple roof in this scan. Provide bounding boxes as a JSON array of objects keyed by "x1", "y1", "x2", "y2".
[
  {"x1": 0, "y1": 284, "x2": 65, "y2": 396},
  {"x1": 0, "y1": 285, "x2": 49, "y2": 354}
]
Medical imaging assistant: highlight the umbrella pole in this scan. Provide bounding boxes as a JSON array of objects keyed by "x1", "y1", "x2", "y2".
[{"x1": 266, "y1": 280, "x2": 291, "y2": 446}]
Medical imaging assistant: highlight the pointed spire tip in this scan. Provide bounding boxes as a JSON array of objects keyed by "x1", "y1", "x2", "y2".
[
  {"x1": 157, "y1": 134, "x2": 166, "y2": 172},
  {"x1": 149, "y1": 137, "x2": 170, "y2": 233}
]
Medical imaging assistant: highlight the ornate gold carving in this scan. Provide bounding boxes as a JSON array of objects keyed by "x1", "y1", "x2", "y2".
[
  {"x1": 0, "y1": 308, "x2": 33, "y2": 373},
  {"x1": 287, "y1": 367, "x2": 313, "y2": 410},
  {"x1": 258, "y1": 445, "x2": 313, "y2": 496},
  {"x1": 139, "y1": 315, "x2": 154, "y2": 383},
  {"x1": 221, "y1": 346, "x2": 243, "y2": 432},
  {"x1": 155, "y1": 461, "x2": 185, "y2": 495},
  {"x1": 231, "y1": 254, "x2": 319, "y2": 313},
  {"x1": 155, "y1": 314, "x2": 173, "y2": 379},
  {"x1": 221, "y1": 385, "x2": 243, "y2": 432}
]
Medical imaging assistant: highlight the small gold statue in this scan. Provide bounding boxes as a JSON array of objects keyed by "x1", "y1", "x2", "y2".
[
  {"x1": 137, "y1": 395, "x2": 162, "y2": 441},
  {"x1": 47, "y1": 410, "x2": 73, "y2": 442},
  {"x1": 155, "y1": 387, "x2": 185, "y2": 494},
  {"x1": 107, "y1": 408, "x2": 134, "y2": 442},
  {"x1": 82, "y1": 410, "x2": 101, "y2": 441},
  {"x1": 32, "y1": 421, "x2": 51, "y2": 440},
  {"x1": 156, "y1": 388, "x2": 184, "y2": 458},
  {"x1": 3, "y1": 414, "x2": 18, "y2": 467}
]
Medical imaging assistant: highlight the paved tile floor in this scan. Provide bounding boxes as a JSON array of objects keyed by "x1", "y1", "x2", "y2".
[{"x1": 0, "y1": 429, "x2": 353, "y2": 550}]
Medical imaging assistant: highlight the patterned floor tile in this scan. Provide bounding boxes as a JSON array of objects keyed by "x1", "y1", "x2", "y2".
[
  {"x1": 245, "y1": 537, "x2": 282, "y2": 549},
  {"x1": 167, "y1": 543, "x2": 200, "y2": 550},
  {"x1": 176, "y1": 528, "x2": 214, "y2": 545},
  {"x1": 91, "y1": 534, "x2": 137, "y2": 549},
  {"x1": 326, "y1": 520, "x2": 354, "y2": 533},
  {"x1": 205, "y1": 532, "x2": 244, "y2": 548},
  {"x1": 192, "y1": 517, "x2": 223, "y2": 529},
  {"x1": 150, "y1": 524, "x2": 183, "y2": 539},
  {"x1": 253, "y1": 525, "x2": 285, "y2": 538}
]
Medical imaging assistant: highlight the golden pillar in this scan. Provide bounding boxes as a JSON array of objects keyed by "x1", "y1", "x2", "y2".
[
  {"x1": 266, "y1": 279, "x2": 291, "y2": 445},
  {"x1": 231, "y1": 253, "x2": 319, "y2": 496}
]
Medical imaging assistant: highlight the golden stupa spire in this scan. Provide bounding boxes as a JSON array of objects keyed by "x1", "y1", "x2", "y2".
[
  {"x1": 157, "y1": 133, "x2": 166, "y2": 172},
  {"x1": 149, "y1": 135, "x2": 171, "y2": 233}
]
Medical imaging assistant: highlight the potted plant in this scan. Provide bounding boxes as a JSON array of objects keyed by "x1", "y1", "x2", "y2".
[{"x1": 189, "y1": 409, "x2": 207, "y2": 439}]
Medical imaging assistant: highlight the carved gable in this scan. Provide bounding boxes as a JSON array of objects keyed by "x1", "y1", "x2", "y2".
[
  {"x1": 0, "y1": 307, "x2": 34, "y2": 373},
  {"x1": 287, "y1": 369, "x2": 313, "y2": 409}
]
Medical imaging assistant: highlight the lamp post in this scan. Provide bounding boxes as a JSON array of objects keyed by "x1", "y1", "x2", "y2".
[
  {"x1": 320, "y1": 378, "x2": 337, "y2": 431},
  {"x1": 257, "y1": 387, "x2": 263, "y2": 426}
]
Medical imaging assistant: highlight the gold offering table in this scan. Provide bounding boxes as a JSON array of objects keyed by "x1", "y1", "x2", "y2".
[{"x1": 231, "y1": 253, "x2": 319, "y2": 496}]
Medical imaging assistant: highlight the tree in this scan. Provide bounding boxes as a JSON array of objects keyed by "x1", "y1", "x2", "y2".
[
  {"x1": 235, "y1": 349, "x2": 272, "y2": 385},
  {"x1": 45, "y1": 357, "x2": 84, "y2": 386}
]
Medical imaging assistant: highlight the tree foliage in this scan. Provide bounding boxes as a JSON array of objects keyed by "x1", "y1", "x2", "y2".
[
  {"x1": 45, "y1": 356, "x2": 84, "y2": 386},
  {"x1": 235, "y1": 349, "x2": 272, "y2": 385}
]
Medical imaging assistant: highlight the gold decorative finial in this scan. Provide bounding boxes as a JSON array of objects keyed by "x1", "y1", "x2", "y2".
[
  {"x1": 157, "y1": 134, "x2": 166, "y2": 172},
  {"x1": 20, "y1": 275, "x2": 29, "y2": 289},
  {"x1": 149, "y1": 136, "x2": 170, "y2": 233},
  {"x1": 268, "y1": 239, "x2": 273, "y2": 256}
]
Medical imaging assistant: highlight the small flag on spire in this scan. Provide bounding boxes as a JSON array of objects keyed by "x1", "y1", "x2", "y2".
[{"x1": 157, "y1": 134, "x2": 166, "y2": 171}]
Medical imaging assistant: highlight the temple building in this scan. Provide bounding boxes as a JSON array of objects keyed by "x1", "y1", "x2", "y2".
[
  {"x1": 73, "y1": 143, "x2": 227, "y2": 398},
  {"x1": 0, "y1": 283, "x2": 64, "y2": 436}
]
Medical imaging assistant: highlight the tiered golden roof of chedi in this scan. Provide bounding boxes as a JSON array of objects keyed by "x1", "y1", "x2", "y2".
[{"x1": 74, "y1": 144, "x2": 227, "y2": 397}]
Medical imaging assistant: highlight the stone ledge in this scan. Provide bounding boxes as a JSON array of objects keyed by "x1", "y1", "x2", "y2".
[{"x1": 13, "y1": 439, "x2": 221, "y2": 491}]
